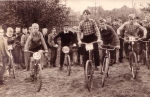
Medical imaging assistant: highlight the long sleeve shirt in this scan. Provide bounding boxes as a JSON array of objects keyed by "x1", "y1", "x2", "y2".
[
  {"x1": 100, "y1": 25, "x2": 120, "y2": 45},
  {"x1": 24, "y1": 32, "x2": 48, "y2": 51},
  {"x1": 78, "y1": 19, "x2": 101, "y2": 42},
  {"x1": 54, "y1": 31, "x2": 75, "y2": 46}
]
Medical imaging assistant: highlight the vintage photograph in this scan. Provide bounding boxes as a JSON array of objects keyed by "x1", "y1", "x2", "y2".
[{"x1": 0, "y1": 0, "x2": 150, "y2": 97}]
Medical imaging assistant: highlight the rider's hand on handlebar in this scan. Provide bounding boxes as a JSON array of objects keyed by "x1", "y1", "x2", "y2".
[
  {"x1": 44, "y1": 50, "x2": 48, "y2": 56},
  {"x1": 115, "y1": 45, "x2": 120, "y2": 49},
  {"x1": 24, "y1": 50, "x2": 28, "y2": 52},
  {"x1": 97, "y1": 39, "x2": 103, "y2": 44},
  {"x1": 54, "y1": 44, "x2": 59, "y2": 48},
  {"x1": 73, "y1": 43, "x2": 76, "y2": 47},
  {"x1": 45, "y1": 50, "x2": 48, "y2": 53}
]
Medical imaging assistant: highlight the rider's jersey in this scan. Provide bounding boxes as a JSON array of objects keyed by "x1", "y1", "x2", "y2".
[
  {"x1": 117, "y1": 21, "x2": 147, "y2": 37},
  {"x1": 24, "y1": 31, "x2": 48, "y2": 52}
]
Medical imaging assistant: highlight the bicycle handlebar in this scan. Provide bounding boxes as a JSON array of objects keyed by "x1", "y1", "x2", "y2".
[
  {"x1": 100, "y1": 44, "x2": 116, "y2": 51},
  {"x1": 81, "y1": 41, "x2": 100, "y2": 44},
  {"x1": 120, "y1": 37, "x2": 150, "y2": 43},
  {"x1": 120, "y1": 37, "x2": 139, "y2": 42},
  {"x1": 24, "y1": 50, "x2": 48, "y2": 54}
]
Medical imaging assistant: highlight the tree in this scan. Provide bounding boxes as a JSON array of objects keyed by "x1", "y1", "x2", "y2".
[
  {"x1": 141, "y1": 3, "x2": 150, "y2": 15},
  {"x1": 0, "y1": 0, "x2": 70, "y2": 31}
]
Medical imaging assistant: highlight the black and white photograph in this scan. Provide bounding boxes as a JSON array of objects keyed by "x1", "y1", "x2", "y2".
[{"x1": 0, "y1": 0, "x2": 150, "y2": 97}]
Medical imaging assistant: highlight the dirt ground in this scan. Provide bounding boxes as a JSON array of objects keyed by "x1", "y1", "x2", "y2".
[
  {"x1": 1, "y1": 57, "x2": 150, "y2": 97},
  {"x1": 1, "y1": 46, "x2": 150, "y2": 97}
]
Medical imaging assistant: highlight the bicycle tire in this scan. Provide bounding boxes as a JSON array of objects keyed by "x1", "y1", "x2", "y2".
[
  {"x1": 66, "y1": 55, "x2": 71, "y2": 76},
  {"x1": 145, "y1": 50, "x2": 150, "y2": 69},
  {"x1": 12, "y1": 57, "x2": 16, "y2": 79},
  {"x1": 33, "y1": 63, "x2": 42, "y2": 92},
  {"x1": 20, "y1": 63, "x2": 26, "y2": 69},
  {"x1": 141, "y1": 50, "x2": 146, "y2": 65},
  {"x1": 85, "y1": 60, "x2": 93, "y2": 92},
  {"x1": 102, "y1": 57, "x2": 109, "y2": 87},
  {"x1": 130, "y1": 52, "x2": 138, "y2": 79}
]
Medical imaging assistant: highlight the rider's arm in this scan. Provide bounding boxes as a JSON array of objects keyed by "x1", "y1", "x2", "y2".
[
  {"x1": 54, "y1": 32, "x2": 62, "y2": 45},
  {"x1": 138, "y1": 25, "x2": 147, "y2": 38},
  {"x1": 93, "y1": 20, "x2": 101, "y2": 40},
  {"x1": 117, "y1": 22, "x2": 128, "y2": 36},
  {"x1": 24, "y1": 35, "x2": 32, "y2": 51},
  {"x1": 40, "y1": 33, "x2": 48, "y2": 50}
]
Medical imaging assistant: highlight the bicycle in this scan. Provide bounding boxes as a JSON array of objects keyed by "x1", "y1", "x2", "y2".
[
  {"x1": 81, "y1": 41, "x2": 99, "y2": 92},
  {"x1": 24, "y1": 50, "x2": 46, "y2": 92},
  {"x1": 140, "y1": 39, "x2": 150, "y2": 69},
  {"x1": 62, "y1": 46, "x2": 72, "y2": 76},
  {"x1": 100, "y1": 44, "x2": 115, "y2": 87},
  {"x1": 121, "y1": 36, "x2": 139, "y2": 79}
]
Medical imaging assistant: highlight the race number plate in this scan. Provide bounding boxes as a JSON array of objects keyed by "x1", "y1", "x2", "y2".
[
  {"x1": 85, "y1": 43, "x2": 94, "y2": 51},
  {"x1": 62, "y1": 46, "x2": 70, "y2": 53},
  {"x1": 8, "y1": 45, "x2": 13, "y2": 50}
]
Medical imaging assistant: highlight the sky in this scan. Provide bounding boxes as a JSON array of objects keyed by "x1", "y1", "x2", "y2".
[{"x1": 60, "y1": 0, "x2": 150, "y2": 12}]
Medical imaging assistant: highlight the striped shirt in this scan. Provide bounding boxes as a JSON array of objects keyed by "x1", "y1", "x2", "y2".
[{"x1": 78, "y1": 19, "x2": 101, "y2": 39}]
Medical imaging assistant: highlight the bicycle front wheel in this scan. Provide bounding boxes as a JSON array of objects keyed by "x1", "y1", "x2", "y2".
[
  {"x1": 85, "y1": 60, "x2": 93, "y2": 92},
  {"x1": 145, "y1": 50, "x2": 150, "y2": 69},
  {"x1": 102, "y1": 56, "x2": 109, "y2": 87},
  {"x1": 33, "y1": 63, "x2": 42, "y2": 92},
  {"x1": 129, "y1": 52, "x2": 138, "y2": 79},
  {"x1": 66, "y1": 55, "x2": 71, "y2": 76}
]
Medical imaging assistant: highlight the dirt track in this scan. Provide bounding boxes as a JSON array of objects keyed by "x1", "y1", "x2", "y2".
[{"x1": 1, "y1": 59, "x2": 150, "y2": 97}]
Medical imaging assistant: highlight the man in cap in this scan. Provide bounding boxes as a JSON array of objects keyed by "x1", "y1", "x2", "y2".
[{"x1": 54, "y1": 23, "x2": 76, "y2": 70}]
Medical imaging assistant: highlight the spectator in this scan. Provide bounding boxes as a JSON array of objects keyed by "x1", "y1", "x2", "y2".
[
  {"x1": 48, "y1": 26, "x2": 58, "y2": 67},
  {"x1": 106, "y1": 16, "x2": 112, "y2": 26},
  {"x1": 12, "y1": 26, "x2": 25, "y2": 69},
  {"x1": 21, "y1": 27, "x2": 30, "y2": 70},
  {"x1": 42, "y1": 28, "x2": 50, "y2": 67},
  {"x1": 0, "y1": 27, "x2": 14, "y2": 84}
]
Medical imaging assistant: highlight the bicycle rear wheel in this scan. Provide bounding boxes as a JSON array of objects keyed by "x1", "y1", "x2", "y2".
[
  {"x1": 33, "y1": 63, "x2": 42, "y2": 92},
  {"x1": 85, "y1": 60, "x2": 93, "y2": 92},
  {"x1": 102, "y1": 56, "x2": 109, "y2": 87},
  {"x1": 129, "y1": 52, "x2": 138, "y2": 79},
  {"x1": 66, "y1": 55, "x2": 71, "y2": 76}
]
